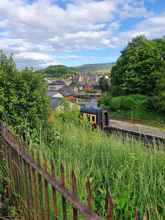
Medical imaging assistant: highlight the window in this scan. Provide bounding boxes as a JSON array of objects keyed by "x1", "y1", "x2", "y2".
[
  {"x1": 92, "y1": 116, "x2": 95, "y2": 122},
  {"x1": 104, "y1": 112, "x2": 109, "y2": 125}
]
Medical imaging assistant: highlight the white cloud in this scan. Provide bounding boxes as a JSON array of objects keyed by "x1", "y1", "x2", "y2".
[
  {"x1": 14, "y1": 51, "x2": 59, "y2": 68},
  {"x1": 0, "y1": 0, "x2": 164, "y2": 67},
  {"x1": 112, "y1": 13, "x2": 165, "y2": 47},
  {"x1": 15, "y1": 52, "x2": 53, "y2": 61}
]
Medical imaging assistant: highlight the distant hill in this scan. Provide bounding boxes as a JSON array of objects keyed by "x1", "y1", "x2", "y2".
[
  {"x1": 73, "y1": 63, "x2": 114, "y2": 73},
  {"x1": 40, "y1": 65, "x2": 73, "y2": 78},
  {"x1": 40, "y1": 62, "x2": 114, "y2": 77}
]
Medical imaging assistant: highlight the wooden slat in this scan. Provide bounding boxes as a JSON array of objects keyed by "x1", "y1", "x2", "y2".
[
  {"x1": 61, "y1": 162, "x2": 67, "y2": 220},
  {"x1": 28, "y1": 162, "x2": 35, "y2": 220}
]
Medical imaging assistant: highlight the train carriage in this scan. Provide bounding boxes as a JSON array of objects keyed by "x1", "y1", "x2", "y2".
[{"x1": 80, "y1": 106, "x2": 109, "y2": 129}]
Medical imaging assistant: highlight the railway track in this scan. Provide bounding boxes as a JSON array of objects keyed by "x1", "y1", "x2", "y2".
[{"x1": 106, "y1": 119, "x2": 165, "y2": 146}]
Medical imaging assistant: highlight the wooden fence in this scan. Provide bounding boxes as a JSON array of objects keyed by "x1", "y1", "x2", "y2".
[{"x1": 0, "y1": 122, "x2": 144, "y2": 220}]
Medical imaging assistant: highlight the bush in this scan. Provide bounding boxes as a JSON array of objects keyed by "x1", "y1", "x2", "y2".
[
  {"x1": 108, "y1": 95, "x2": 150, "y2": 112},
  {"x1": 0, "y1": 51, "x2": 50, "y2": 134},
  {"x1": 53, "y1": 100, "x2": 81, "y2": 125}
]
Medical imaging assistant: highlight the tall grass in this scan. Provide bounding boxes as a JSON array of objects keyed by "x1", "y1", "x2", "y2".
[{"x1": 30, "y1": 120, "x2": 165, "y2": 220}]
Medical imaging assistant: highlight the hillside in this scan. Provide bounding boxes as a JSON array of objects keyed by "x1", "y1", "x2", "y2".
[
  {"x1": 40, "y1": 62, "x2": 114, "y2": 77},
  {"x1": 74, "y1": 62, "x2": 114, "y2": 73},
  {"x1": 40, "y1": 65, "x2": 73, "y2": 77}
]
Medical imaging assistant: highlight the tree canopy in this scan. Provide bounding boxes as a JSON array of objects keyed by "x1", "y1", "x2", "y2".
[
  {"x1": 98, "y1": 76, "x2": 111, "y2": 92},
  {"x1": 111, "y1": 36, "x2": 165, "y2": 113}
]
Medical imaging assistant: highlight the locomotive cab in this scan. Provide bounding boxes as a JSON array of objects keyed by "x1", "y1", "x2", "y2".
[{"x1": 80, "y1": 106, "x2": 109, "y2": 129}]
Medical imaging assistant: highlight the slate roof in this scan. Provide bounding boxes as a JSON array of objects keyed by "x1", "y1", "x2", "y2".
[
  {"x1": 80, "y1": 106, "x2": 102, "y2": 114},
  {"x1": 50, "y1": 80, "x2": 65, "y2": 85},
  {"x1": 60, "y1": 86, "x2": 74, "y2": 96},
  {"x1": 47, "y1": 91, "x2": 63, "y2": 97}
]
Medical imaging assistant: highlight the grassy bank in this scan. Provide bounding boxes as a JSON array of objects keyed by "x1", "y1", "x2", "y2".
[
  {"x1": 99, "y1": 94, "x2": 165, "y2": 129},
  {"x1": 31, "y1": 118, "x2": 165, "y2": 220},
  {"x1": 110, "y1": 109, "x2": 165, "y2": 129}
]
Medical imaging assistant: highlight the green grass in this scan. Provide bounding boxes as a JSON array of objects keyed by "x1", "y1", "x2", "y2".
[{"x1": 32, "y1": 120, "x2": 165, "y2": 220}]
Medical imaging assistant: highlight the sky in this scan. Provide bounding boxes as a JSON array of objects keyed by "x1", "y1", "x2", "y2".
[{"x1": 0, "y1": 0, "x2": 164, "y2": 68}]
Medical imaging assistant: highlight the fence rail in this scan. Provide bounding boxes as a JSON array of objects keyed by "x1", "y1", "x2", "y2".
[
  {"x1": 0, "y1": 123, "x2": 113, "y2": 220},
  {"x1": 0, "y1": 122, "x2": 145, "y2": 220}
]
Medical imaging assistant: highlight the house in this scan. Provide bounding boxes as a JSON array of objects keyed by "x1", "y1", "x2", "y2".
[
  {"x1": 48, "y1": 92, "x2": 64, "y2": 110},
  {"x1": 48, "y1": 80, "x2": 66, "y2": 92},
  {"x1": 50, "y1": 97, "x2": 63, "y2": 109},
  {"x1": 84, "y1": 84, "x2": 93, "y2": 92},
  {"x1": 60, "y1": 86, "x2": 76, "y2": 103}
]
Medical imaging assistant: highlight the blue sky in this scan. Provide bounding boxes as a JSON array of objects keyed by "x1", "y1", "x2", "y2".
[{"x1": 0, "y1": 0, "x2": 164, "y2": 68}]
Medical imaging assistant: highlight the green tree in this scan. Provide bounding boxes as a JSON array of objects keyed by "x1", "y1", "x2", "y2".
[
  {"x1": 153, "y1": 53, "x2": 165, "y2": 113},
  {"x1": 111, "y1": 36, "x2": 165, "y2": 113},
  {"x1": 99, "y1": 76, "x2": 111, "y2": 92},
  {"x1": 111, "y1": 36, "x2": 162, "y2": 96}
]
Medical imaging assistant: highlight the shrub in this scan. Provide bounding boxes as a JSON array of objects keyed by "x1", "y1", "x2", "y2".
[{"x1": 108, "y1": 95, "x2": 150, "y2": 112}]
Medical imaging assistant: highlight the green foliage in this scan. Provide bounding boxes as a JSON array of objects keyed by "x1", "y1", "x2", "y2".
[
  {"x1": 108, "y1": 95, "x2": 150, "y2": 112},
  {"x1": 111, "y1": 36, "x2": 165, "y2": 113},
  {"x1": 0, "y1": 51, "x2": 50, "y2": 134},
  {"x1": 53, "y1": 101, "x2": 80, "y2": 124},
  {"x1": 99, "y1": 94, "x2": 150, "y2": 111},
  {"x1": 98, "y1": 93, "x2": 111, "y2": 107}
]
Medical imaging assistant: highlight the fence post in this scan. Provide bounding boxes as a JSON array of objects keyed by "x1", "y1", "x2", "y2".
[
  {"x1": 51, "y1": 160, "x2": 58, "y2": 220},
  {"x1": 43, "y1": 155, "x2": 50, "y2": 220},
  {"x1": 134, "y1": 208, "x2": 138, "y2": 220},
  {"x1": 71, "y1": 170, "x2": 78, "y2": 220},
  {"x1": 86, "y1": 178, "x2": 93, "y2": 210},
  {"x1": 143, "y1": 214, "x2": 147, "y2": 220},
  {"x1": 106, "y1": 193, "x2": 113, "y2": 220},
  {"x1": 23, "y1": 159, "x2": 31, "y2": 220},
  {"x1": 37, "y1": 151, "x2": 45, "y2": 220},
  {"x1": 31, "y1": 150, "x2": 39, "y2": 220},
  {"x1": 20, "y1": 155, "x2": 28, "y2": 220},
  {"x1": 61, "y1": 161, "x2": 67, "y2": 220}
]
